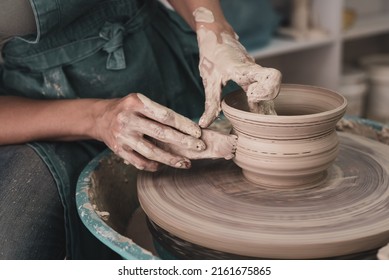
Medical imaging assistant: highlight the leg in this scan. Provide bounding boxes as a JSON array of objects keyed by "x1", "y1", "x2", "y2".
[{"x1": 0, "y1": 145, "x2": 66, "y2": 259}]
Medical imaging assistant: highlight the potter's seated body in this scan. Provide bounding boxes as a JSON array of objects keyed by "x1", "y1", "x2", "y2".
[{"x1": 0, "y1": 0, "x2": 280, "y2": 259}]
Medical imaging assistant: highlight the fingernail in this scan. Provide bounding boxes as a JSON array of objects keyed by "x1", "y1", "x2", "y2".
[
  {"x1": 148, "y1": 163, "x2": 159, "y2": 172},
  {"x1": 195, "y1": 140, "x2": 206, "y2": 151},
  {"x1": 193, "y1": 127, "x2": 202, "y2": 138},
  {"x1": 175, "y1": 159, "x2": 191, "y2": 169},
  {"x1": 134, "y1": 163, "x2": 145, "y2": 170},
  {"x1": 199, "y1": 117, "x2": 206, "y2": 127}
]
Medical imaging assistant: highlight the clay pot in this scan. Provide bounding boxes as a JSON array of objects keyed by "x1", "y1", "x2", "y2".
[{"x1": 222, "y1": 84, "x2": 347, "y2": 189}]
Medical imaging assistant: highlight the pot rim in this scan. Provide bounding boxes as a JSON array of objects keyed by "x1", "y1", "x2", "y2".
[{"x1": 222, "y1": 84, "x2": 347, "y2": 124}]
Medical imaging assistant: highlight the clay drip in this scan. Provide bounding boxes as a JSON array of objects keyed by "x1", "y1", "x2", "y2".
[{"x1": 193, "y1": 7, "x2": 215, "y2": 23}]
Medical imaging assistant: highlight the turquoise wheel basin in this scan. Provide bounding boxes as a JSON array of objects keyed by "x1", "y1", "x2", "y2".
[{"x1": 76, "y1": 149, "x2": 159, "y2": 260}]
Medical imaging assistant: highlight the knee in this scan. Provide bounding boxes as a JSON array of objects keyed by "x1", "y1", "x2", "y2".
[{"x1": 0, "y1": 145, "x2": 66, "y2": 259}]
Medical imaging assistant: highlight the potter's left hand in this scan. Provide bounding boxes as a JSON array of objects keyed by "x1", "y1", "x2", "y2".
[{"x1": 196, "y1": 21, "x2": 282, "y2": 128}]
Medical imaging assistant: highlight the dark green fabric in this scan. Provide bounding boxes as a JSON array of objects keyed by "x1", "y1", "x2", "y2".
[
  {"x1": 220, "y1": 0, "x2": 280, "y2": 51},
  {"x1": 1, "y1": 0, "x2": 205, "y2": 259},
  {"x1": 24, "y1": 0, "x2": 106, "y2": 43},
  {"x1": 2, "y1": 0, "x2": 205, "y2": 116}
]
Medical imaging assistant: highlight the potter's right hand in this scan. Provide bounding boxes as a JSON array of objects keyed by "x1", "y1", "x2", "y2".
[{"x1": 94, "y1": 93, "x2": 206, "y2": 171}]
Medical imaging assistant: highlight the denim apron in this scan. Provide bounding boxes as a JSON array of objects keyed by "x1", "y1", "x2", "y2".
[{"x1": 0, "y1": 0, "x2": 205, "y2": 259}]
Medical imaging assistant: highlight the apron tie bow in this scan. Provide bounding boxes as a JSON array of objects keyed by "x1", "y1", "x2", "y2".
[{"x1": 99, "y1": 22, "x2": 126, "y2": 70}]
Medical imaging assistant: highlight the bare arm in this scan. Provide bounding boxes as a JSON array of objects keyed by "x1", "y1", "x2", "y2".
[{"x1": 0, "y1": 96, "x2": 101, "y2": 144}]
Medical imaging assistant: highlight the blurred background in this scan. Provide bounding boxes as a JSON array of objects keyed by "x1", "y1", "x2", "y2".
[{"x1": 221, "y1": 0, "x2": 389, "y2": 124}]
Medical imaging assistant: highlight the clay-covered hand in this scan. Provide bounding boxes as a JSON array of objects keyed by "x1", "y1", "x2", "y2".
[
  {"x1": 95, "y1": 93, "x2": 207, "y2": 171},
  {"x1": 196, "y1": 26, "x2": 282, "y2": 127}
]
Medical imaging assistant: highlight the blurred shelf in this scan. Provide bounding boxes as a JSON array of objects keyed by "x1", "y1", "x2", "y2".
[
  {"x1": 343, "y1": 14, "x2": 389, "y2": 40},
  {"x1": 243, "y1": 0, "x2": 389, "y2": 90},
  {"x1": 249, "y1": 36, "x2": 335, "y2": 60}
]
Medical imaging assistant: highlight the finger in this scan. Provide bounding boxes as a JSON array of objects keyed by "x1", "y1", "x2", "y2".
[
  {"x1": 248, "y1": 100, "x2": 277, "y2": 115},
  {"x1": 245, "y1": 66, "x2": 282, "y2": 102},
  {"x1": 198, "y1": 78, "x2": 222, "y2": 128},
  {"x1": 227, "y1": 64, "x2": 281, "y2": 102},
  {"x1": 158, "y1": 129, "x2": 238, "y2": 160},
  {"x1": 115, "y1": 146, "x2": 160, "y2": 172},
  {"x1": 135, "y1": 94, "x2": 201, "y2": 138},
  {"x1": 130, "y1": 116, "x2": 206, "y2": 151},
  {"x1": 117, "y1": 134, "x2": 191, "y2": 169},
  {"x1": 199, "y1": 129, "x2": 238, "y2": 160}
]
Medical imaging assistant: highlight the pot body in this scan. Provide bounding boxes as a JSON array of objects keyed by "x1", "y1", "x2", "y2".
[{"x1": 222, "y1": 84, "x2": 347, "y2": 189}]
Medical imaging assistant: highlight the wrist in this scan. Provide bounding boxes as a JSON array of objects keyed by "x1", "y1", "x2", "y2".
[
  {"x1": 192, "y1": 6, "x2": 235, "y2": 39},
  {"x1": 88, "y1": 99, "x2": 114, "y2": 141},
  {"x1": 195, "y1": 21, "x2": 235, "y2": 38}
]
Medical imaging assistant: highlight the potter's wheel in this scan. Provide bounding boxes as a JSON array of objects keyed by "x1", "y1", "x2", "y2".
[{"x1": 137, "y1": 132, "x2": 389, "y2": 259}]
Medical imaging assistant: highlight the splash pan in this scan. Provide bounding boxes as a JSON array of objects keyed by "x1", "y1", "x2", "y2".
[{"x1": 76, "y1": 117, "x2": 389, "y2": 259}]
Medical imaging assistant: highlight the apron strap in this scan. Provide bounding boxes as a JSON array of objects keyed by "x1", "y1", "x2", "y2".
[{"x1": 99, "y1": 22, "x2": 126, "y2": 70}]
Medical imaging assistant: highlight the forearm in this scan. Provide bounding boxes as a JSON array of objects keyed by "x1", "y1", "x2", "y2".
[
  {"x1": 167, "y1": 0, "x2": 234, "y2": 35},
  {"x1": 0, "y1": 96, "x2": 107, "y2": 145}
]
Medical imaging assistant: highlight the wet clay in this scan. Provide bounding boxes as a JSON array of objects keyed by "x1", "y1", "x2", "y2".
[
  {"x1": 378, "y1": 242, "x2": 389, "y2": 260},
  {"x1": 248, "y1": 100, "x2": 277, "y2": 115},
  {"x1": 158, "y1": 129, "x2": 237, "y2": 160},
  {"x1": 137, "y1": 132, "x2": 389, "y2": 259},
  {"x1": 136, "y1": 94, "x2": 237, "y2": 160},
  {"x1": 337, "y1": 118, "x2": 389, "y2": 145},
  {"x1": 193, "y1": 7, "x2": 215, "y2": 23},
  {"x1": 222, "y1": 85, "x2": 347, "y2": 188}
]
